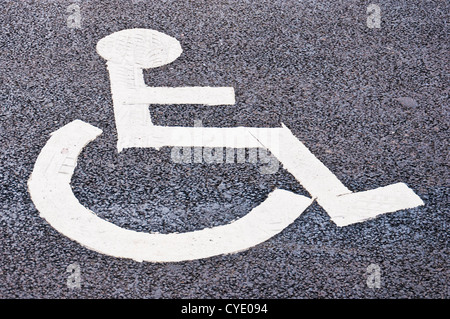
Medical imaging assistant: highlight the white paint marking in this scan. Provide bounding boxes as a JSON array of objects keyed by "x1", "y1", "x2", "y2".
[
  {"x1": 127, "y1": 87, "x2": 236, "y2": 105},
  {"x1": 251, "y1": 124, "x2": 351, "y2": 199},
  {"x1": 317, "y1": 183, "x2": 424, "y2": 226},
  {"x1": 97, "y1": 29, "x2": 236, "y2": 151},
  {"x1": 96, "y1": 28, "x2": 423, "y2": 227},
  {"x1": 27, "y1": 28, "x2": 425, "y2": 263},
  {"x1": 249, "y1": 124, "x2": 424, "y2": 226},
  {"x1": 28, "y1": 120, "x2": 313, "y2": 262}
]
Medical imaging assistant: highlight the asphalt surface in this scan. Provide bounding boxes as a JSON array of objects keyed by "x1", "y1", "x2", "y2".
[{"x1": 0, "y1": 0, "x2": 448, "y2": 299}]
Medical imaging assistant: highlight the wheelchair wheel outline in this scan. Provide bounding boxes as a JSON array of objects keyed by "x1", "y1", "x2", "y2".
[{"x1": 28, "y1": 120, "x2": 313, "y2": 262}]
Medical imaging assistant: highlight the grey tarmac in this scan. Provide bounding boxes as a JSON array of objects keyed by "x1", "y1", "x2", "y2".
[{"x1": 0, "y1": 0, "x2": 448, "y2": 299}]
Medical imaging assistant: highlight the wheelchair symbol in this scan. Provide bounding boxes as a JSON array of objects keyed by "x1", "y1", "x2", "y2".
[{"x1": 28, "y1": 29, "x2": 424, "y2": 262}]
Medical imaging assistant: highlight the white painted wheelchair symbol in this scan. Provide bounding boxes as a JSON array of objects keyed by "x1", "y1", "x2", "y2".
[{"x1": 28, "y1": 29, "x2": 424, "y2": 262}]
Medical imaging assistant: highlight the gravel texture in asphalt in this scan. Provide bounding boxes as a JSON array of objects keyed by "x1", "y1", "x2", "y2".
[{"x1": 0, "y1": 0, "x2": 448, "y2": 298}]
